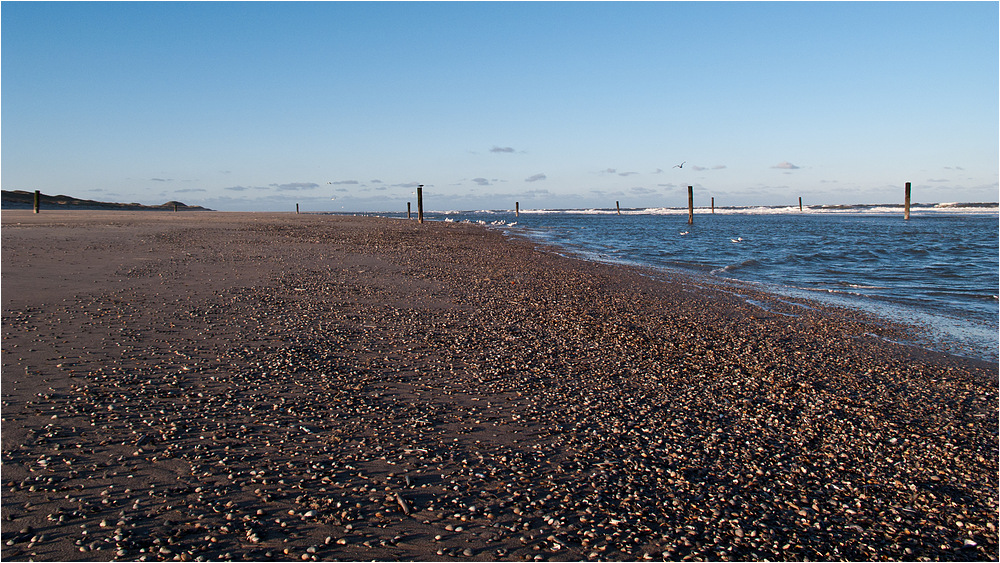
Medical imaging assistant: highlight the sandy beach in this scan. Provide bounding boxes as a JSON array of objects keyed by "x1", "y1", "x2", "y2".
[{"x1": 1, "y1": 210, "x2": 996, "y2": 562}]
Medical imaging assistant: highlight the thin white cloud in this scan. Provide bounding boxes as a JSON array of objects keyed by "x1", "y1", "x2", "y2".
[
  {"x1": 490, "y1": 146, "x2": 516, "y2": 153},
  {"x1": 525, "y1": 173, "x2": 547, "y2": 182},
  {"x1": 471, "y1": 177, "x2": 491, "y2": 186},
  {"x1": 772, "y1": 161, "x2": 800, "y2": 170},
  {"x1": 599, "y1": 168, "x2": 638, "y2": 176},
  {"x1": 329, "y1": 180, "x2": 359, "y2": 185},
  {"x1": 271, "y1": 182, "x2": 320, "y2": 191},
  {"x1": 630, "y1": 186, "x2": 658, "y2": 195},
  {"x1": 224, "y1": 182, "x2": 320, "y2": 193}
]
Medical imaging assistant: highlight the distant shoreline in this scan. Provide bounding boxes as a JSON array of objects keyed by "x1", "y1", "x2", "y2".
[
  {"x1": 345, "y1": 202, "x2": 1000, "y2": 217},
  {"x1": 1, "y1": 189, "x2": 211, "y2": 211},
  {"x1": 4, "y1": 189, "x2": 996, "y2": 215}
]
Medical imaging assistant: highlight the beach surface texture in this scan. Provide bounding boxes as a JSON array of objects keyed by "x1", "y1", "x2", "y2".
[{"x1": 2, "y1": 211, "x2": 996, "y2": 561}]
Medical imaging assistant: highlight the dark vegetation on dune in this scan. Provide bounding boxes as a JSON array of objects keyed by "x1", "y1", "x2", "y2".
[{"x1": 1, "y1": 190, "x2": 211, "y2": 211}]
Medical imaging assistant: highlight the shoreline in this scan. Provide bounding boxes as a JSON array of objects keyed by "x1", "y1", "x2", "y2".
[
  {"x1": 411, "y1": 210, "x2": 999, "y2": 364},
  {"x1": 2, "y1": 210, "x2": 997, "y2": 561}
]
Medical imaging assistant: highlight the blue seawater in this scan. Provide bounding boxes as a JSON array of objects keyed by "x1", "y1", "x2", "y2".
[{"x1": 362, "y1": 205, "x2": 999, "y2": 362}]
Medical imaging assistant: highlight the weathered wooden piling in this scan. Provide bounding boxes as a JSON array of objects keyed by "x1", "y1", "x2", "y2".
[
  {"x1": 516, "y1": 202, "x2": 519, "y2": 217},
  {"x1": 687, "y1": 186, "x2": 694, "y2": 225},
  {"x1": 799, "y1": 197, "x2": 803, "y2": 212},
  {"x1": 33, "y1": 190, "x2": 40, "y2": 214},
  {"x1": 417, "y1": 185, "x2": 424, "y2": 224},
  {"x1": 711, "y1": 197, "x2": 715, "y2": 214},
  {"x1": 616, "y1": 201, "x2": 621, "y2": 215},
  {"x1": 407, "y1": 202, "x2": 412, "y2": 219},
  {"x1": 904, "y1": 182, "x2": 911, "y2": 220},
  {"x1": 296, "y1": 203, "x2": 300, "y2": 214}
]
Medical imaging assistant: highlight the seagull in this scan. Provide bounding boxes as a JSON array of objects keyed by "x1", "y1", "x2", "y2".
[
  {"x1": 679, "y1": 231, "x2": 689, "y2": 235},
  {"x1": 673, "y1": 161, "x2": 685, "y2": 169},
  {"x1": 731, "y1": 237, "x2": 743, "y2": 243}
]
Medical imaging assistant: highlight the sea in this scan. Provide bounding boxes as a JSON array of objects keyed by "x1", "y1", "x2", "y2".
[{"x1": 360, "y1": 203, "x2": 999, "y2": 363}]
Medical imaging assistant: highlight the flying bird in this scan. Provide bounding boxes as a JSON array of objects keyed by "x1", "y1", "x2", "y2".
[{"x1": 673, "y1": 161, "x2": 685, "y2": 169}]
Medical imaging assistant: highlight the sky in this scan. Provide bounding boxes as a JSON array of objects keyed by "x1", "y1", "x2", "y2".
[{"x1": 3, "y1": 1, "x2": 998, "y2": 212}]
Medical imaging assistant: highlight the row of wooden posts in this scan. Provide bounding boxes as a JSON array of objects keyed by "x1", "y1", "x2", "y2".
[
  {"x1": 401, "y1": 182, "x2": 917, "y2": 224},
  {"x1": 298, "y1": 185, "x2": 426, "y2": 221},
  {"x1": 22, "y1": 182, "x2": 916, "y2": 219}
]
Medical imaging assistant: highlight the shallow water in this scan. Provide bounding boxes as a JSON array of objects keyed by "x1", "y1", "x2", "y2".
[{"x1": 359, "y1": 205, "x2": 999, "y2": 362}]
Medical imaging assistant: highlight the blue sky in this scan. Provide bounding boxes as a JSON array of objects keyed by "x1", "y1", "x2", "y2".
[{"x1": 3, "y1": 2, "x2": 997, "y2": 212}]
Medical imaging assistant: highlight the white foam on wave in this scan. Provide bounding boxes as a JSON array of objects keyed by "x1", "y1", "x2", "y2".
[
  {"x1": 435, "y1": 202, "x2": 998, "y2": 216},
  {"x1": 710, "y1": 259, "x2": 760, "y2": 276},
  {"x1": 841, "y1": 282, "x2": 887, "y2": 289}
]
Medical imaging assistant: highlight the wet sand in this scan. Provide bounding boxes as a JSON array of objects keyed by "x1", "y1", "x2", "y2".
[{"x1": 2, "y1": 210, "x2": 996, "y2": 561}]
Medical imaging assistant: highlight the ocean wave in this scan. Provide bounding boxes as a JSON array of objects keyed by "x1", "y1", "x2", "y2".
[
  {"x1": 837, "y1": 282, "x2": 888, "y2": 290},
  {"x1": 935, "y1": 202, "x2": 998, "y2": 208},
  {"x1": 710, "y1": 259, "x2": 761, "y2": 276},
  {"x1": 503, "y1": 203, "x2": 998, "y2": 216}
]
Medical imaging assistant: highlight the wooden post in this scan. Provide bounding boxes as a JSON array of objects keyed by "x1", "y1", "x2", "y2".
[
  {"x1": 407, "y1": 202, "x2": 412, "y2": 219},
  {"x1": 711, "y1": 197, "x2": 715, "y2": 214},
  {"x1": 33, "y1": 190, "x2": 40, "y2": 214},
  {"x1": 904, "y1": 182, "x2": 911, "y2": 220},
  {"x1": 417, "y1": 185, "x2": 424, "y2": 224},
  {"x1": 296, "y1": 203, "x2": 300, "y2": 214},
  {"x1": 687, "y1": 186, "x2": 694, "y2": 225},
  {"x1": 515, "y1": 202, "x2": 519, "y2": 217},
  {"x1": 799, "y1": 197, "x2": 803, "y2": 212},
  {"x1": 174, "y1": 203, "x2": 178, "y2": 212},
  {"x1": 616, "y1": 201, "x2": 621, "y2": 215}
]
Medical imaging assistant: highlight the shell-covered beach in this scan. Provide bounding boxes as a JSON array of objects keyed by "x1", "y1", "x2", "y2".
[{"x1": 2, "y1": 211, "x2": 996, "y2": 561}]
